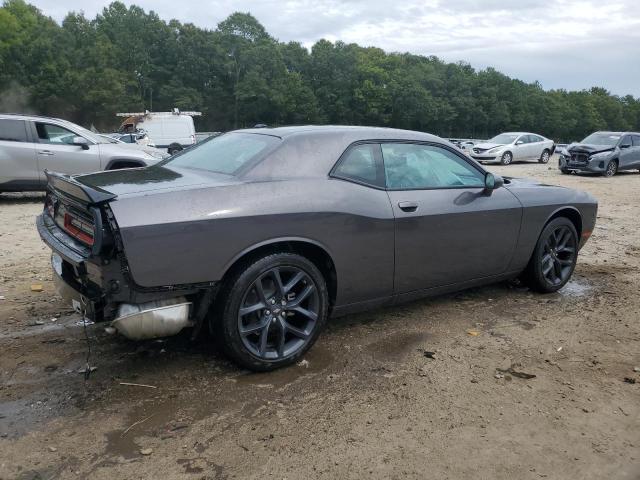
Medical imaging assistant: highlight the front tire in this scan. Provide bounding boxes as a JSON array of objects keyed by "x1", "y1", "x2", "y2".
[
  {"x1": 213, "y1": 253, "x2": 329, "y2": 371},
  {"x1": 539, "y1": 149, "x2": 550, "y2": 164},
  {"x1": 500, "y1": 152, "x2": 513, "y2": 165},
  {"x1": 522, "y1": 217, "x2": 578, "y2": 293},
  {"x1": 603, "y1": 160, "x2": 618, "y2": 177}
]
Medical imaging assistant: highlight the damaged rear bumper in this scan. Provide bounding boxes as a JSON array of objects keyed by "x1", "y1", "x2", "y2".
[{"x1": 37, "y1": 213, "x2": 208, "y2": 339}]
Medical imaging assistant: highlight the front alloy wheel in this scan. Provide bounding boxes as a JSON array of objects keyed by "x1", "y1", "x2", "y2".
[
  {"x1": 214, "y1": 253, "x2": 328, "y2": 371},
  {"x1": 603, "y1": 160, "x2": 617, "y2": 177},
  {"x1": 522, "y1": 217, "x2": 578, "y2": 293},
  {"x1": 501, "y1": 152, "x2": 513, "y2": 165},
  {"x1": 539, "y1": 225, "x2": 576, "y2": 287}
]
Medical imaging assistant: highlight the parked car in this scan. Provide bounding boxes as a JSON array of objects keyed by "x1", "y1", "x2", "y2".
[
  {"x1": 470, "y1": 132, "x2": 555, "y2": 165},
  {"x1": 37, "y1": 126, "x2": 597, "y2": 371},
  {"x1": 558, "y1": 131, "x2": 640, "y2": 177},
  {"x1": 97, "y1": 133, "x2": 169, "y2": 157},
  {"x1": 116, "y1": 109, "x2": 200, "y2": 154},
  {"x1": 110, "y1": 131, "x2": 154, "y2": 147},
  {"x1": 449, "y1": 139, "x2": 475, "y2": 151},
  {"x1": 0, "y1": 114, "x2": 168, "y2": 192}
]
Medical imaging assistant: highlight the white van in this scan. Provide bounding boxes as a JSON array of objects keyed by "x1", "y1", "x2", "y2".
[{"x1": 117, "y1": 109, "x2": 200, "y2": 154}]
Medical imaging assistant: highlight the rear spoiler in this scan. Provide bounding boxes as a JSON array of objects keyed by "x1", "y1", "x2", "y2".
[{"x1": 45, "y1": 170, "x2": 116, "y2": 205}]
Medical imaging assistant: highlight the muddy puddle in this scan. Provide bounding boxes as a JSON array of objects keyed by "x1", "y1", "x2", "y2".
[
  {"x1": 365, "y1": 330, "x2": 431, "y2": 362},
  {"x1": 100, "y1": 342, "x2": 335, "y2": 460}
]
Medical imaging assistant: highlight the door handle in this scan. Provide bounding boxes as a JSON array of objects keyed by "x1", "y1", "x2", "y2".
[
  {"x1": 398, "y1": 201, "x2": 418, "y2": 212},
  {"x1": 38, "y1": 150, "x2": 54, "y2": 156}
]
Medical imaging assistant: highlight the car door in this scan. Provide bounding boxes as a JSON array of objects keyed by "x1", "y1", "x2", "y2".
[
  {"x1": 618, "y1": 135, "x2": 634, "y2": 170},
  {"x1": 31, "y1": 121, "x2": 101, "y2": 181},
  {"x1": 527, "y1": 135, "x2": 543, "y2": 160},
  {"x1": 512, "y1": 135, "x2": 529, "y2": 161},
  {"x1": 631, "y1": 135, "x2": 640, "y2": 168},
  {"x1": 382, "y1": 142, "x2": 522, "y2": 294},
  {"x1": 0, "y1": 118, "x2": 39, "y2": 189}
]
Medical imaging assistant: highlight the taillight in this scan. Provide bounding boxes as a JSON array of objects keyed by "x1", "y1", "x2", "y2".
[{"x1": 63, "y1": 212, "x2": 94, "y2": 246}]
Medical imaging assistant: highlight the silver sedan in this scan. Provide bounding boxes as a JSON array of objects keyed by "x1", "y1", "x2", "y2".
[{"x1": 470, "y1": 132, "x2": 555, "y2": 165}]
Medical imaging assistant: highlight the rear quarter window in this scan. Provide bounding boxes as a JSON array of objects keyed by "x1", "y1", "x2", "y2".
[{"x1": 0, "y1": 119, "x2": 28, "y2": 142}]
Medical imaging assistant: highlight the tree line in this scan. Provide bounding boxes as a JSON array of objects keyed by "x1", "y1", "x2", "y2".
[{"x1": 1, "y1": 0, "x2": 638, "y2": 142}]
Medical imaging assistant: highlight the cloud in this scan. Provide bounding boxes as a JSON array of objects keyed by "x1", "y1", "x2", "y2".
[{"x1": 29, "y1": 0, "x2": 640, "y2": 96}]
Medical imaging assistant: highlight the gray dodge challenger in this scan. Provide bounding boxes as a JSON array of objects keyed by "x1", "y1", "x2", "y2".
[{"x1": 37, "y1": 126, "x2": 597, "y2": 371}]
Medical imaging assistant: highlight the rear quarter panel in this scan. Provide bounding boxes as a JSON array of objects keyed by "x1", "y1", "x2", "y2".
[{"x1": 109, "y1": 178, "x2": 395, "y2": 306}]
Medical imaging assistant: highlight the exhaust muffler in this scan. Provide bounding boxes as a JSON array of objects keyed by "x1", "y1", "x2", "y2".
[{"x1": 111, "y1": 297, "x2": 193, "y2": 340}]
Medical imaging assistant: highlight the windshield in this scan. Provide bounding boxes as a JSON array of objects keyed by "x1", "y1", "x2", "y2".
[
  {"x1": 487, "y1": 134, "x2": 519, "y2": 144},
  {"x1": 581, "y1": 133, "x2": 621, "y2": 146},
  {"x1": 164, "y1": 132, "x2": 280, "y2": 175}
]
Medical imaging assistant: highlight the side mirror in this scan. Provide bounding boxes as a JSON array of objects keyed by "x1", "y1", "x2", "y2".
[
  {"x1": 515, "y1": 140, "x2": 524, "y2": 145},
  {"x1": 620, "y1": 143, "x2": 631, "y2": 149},
  {"x1": 72, "y1": 136, "x2": 90, "y2": 150},
  {"x1": 484, "y1": 172, "x2": 504, "y2": 195}
]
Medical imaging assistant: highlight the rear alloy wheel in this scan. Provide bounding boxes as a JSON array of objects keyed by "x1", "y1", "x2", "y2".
[
  {"x1": 522, "y1": 217, "x2": 578, "y2": 293},
  {"x1": 603, "y1": 160, "x2": 618, "y2": 177},
  {"x1": 500, "y1": 152, "x2": 513, "y2": 165},
  {"x1": 214, "y1": 253, "x2": 328, "y2": 371},
  {"x1": 539, "y1": 149, "x2": 550, "y2": 164}
]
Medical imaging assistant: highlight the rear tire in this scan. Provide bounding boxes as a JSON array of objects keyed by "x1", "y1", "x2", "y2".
[
  {"x1": 603, "y1": 160, "x2": 618, "y2": 177},
  {"x1": 212, "y1": 252, "x2": 328, "y2": 371},
  {"x1": 539, "y1": 149, "x2": 550, "y2": 164},
  {"x1": 500, "y1": 152, "x2": 513, "y2": 165},
  {"x1": 168, "y1": 144, "x2": 183, "y2": 155},
  {"x1": 522, "y1": 217, "x2": 578, "y2": 293}
]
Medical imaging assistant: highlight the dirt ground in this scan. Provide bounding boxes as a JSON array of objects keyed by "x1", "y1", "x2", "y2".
[{"x1": 0, "y1": 157, "x2": 638, "y2": 480}]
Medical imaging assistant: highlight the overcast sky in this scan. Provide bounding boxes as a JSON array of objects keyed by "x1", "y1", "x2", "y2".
[{"x1": 30, "y1": 0, "x2": 640, "y2": 96}]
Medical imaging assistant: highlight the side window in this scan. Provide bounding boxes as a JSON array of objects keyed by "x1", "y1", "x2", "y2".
[
  {"x1": 382, "y1": 143, "x2": 485, "y2": 190},
  {"x1": 517, "y1": 136, "x2": 529, "y2": 144},
  {"x1": 529, "y1": 135, "x2": 542, "y2": 143},
  {"x1": 332, "y1": 144, "x2": 384, "y2": 187},
  {"x1": 632, "y1": 135, "x2": 640, "y2": 147},
  {"x1": 0, "y1": 119, "x2": 29, "y2": 142},
  {"x1": 620, "y1": 135, "x2": 632, "y2": 148},
  {"x1": 35, "y1": 123, "x2": 77, "y2": 145}
]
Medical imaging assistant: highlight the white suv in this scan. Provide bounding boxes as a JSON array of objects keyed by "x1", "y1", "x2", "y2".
[{"x1": 0, "y1": 114, "x2": 168, "y2": 192}]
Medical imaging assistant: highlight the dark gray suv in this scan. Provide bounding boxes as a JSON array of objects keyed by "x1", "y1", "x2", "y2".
[
  {"x1": 559, "y1": 131, "x2": 640, "y2": 177},
  {"x1": 0, "y1": 114, "x2": 168, "y2": 192}
]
